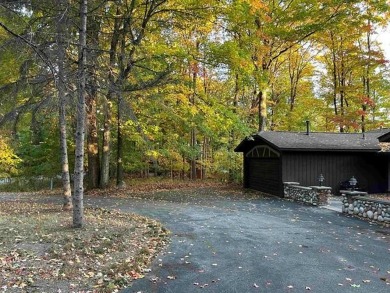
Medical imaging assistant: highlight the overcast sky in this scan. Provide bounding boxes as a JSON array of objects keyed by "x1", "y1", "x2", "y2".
[{"x1": 378, "y1": 25, "x2": 390, "y2": 60}]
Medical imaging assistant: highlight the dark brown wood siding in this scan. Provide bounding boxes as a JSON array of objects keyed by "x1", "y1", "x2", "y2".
[
  {"x1": 282, "y1": 152, "x2": 388, "y2": 193},
  {"x1": 247, "y1": 158, "x2": 282, "y2": 196},
  {"x1": 243, "y1": 154, "x2": 250, "y2": 188}
]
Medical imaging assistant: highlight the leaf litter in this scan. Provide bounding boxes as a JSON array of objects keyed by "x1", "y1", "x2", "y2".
[{"x1": 0, "y1": 200, "x2": 169, "y2": 292}]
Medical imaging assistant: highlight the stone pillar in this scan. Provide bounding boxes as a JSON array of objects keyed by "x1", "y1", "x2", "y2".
[
  {"x1": 310, "y1": 186, "x2": 332, "y2": 206},
  {"x1": 340, "y1": 190, "x2": 368, "y2": 214}
]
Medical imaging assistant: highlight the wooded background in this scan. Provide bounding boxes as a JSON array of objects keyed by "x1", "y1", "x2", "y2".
[{"x1": 1, "y1": 0, "x2": 389, "y2": 186}]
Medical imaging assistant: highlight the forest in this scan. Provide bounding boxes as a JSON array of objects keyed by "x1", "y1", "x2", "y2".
[{"x1": 0, "y1": 1, "x2": 389, "y2": 215}]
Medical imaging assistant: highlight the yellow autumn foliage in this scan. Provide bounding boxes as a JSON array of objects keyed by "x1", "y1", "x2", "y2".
[{"x1": 0, "y1": 137, "x2": 21, "y2": 176}]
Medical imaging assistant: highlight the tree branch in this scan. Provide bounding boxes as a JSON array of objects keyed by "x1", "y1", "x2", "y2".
[{"x1": 0, "y1": 21, "x2": 56, "y2": 77}]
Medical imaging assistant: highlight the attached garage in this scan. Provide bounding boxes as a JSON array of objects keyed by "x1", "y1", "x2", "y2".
[
  {"x1": 246, "y1": 158, "x2": 281, "y2": 194},
  {"x1": 235, "y1": 130, "x2": 390, "y2": 197},
  {"x1": 243, "y1": 145, "x2": 282, "y2": 195}
]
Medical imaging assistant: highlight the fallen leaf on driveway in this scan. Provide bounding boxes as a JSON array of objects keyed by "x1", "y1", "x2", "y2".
[{"x1": 350, "y1": 284, "x2": 360, "y2": 288}]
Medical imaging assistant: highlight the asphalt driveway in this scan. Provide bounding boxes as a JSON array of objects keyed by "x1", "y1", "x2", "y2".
[{"x1": 83, "y1": 188, "x2": 390, "y2": 293}]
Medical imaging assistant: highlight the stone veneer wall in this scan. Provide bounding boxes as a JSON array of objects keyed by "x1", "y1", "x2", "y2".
[
  {"x1": 283, "y1": 182, "x2": 331, "y2": 206},
  {"x1": 341, "y1": 192, "x2": 390, "y2": 225}
]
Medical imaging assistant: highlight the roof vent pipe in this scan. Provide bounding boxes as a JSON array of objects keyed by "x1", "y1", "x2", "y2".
[{"x1": 306, "y1": 120, "x2": 310, "y2": 135}]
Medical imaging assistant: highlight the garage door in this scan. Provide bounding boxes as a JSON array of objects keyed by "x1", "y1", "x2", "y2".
[{"x1": 247, "y1": 158, "x2": 281, "y2": 196}]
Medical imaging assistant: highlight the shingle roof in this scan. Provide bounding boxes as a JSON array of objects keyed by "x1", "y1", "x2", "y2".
[{"x1": 235, "y1": 130, "x2": 390, "y2": 153}]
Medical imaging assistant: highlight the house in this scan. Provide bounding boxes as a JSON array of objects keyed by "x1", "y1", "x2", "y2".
[{"x1": 234, "y1": 129, "x2": 390, "y2": 196}]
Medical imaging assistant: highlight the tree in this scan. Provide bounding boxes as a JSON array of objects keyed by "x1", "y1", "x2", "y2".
[
  {"x1": 72, "y1": 0, "x2": 88, "y2": 228},
  {"x1": 85, "y1": 5, "x2": 101, "y2": 190},
  {"x1": 1, "y1": 0, "x2": 390, "y2": 193},
  {"x1": 223, "y1": 0, "x2": 364, "y2": 131},
  {"x1": 55, "y1": 0, "x2": 73, "y2": 210},
  {"x1": 0, "y1": 1, "x2": 77, "y2": 208},
  {"x1": 315, "y1": 0, "x2": 389, "y2": 132}
]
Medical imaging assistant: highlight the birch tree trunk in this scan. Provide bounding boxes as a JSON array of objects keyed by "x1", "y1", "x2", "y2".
[
  {"x1": 56, "y1": 0, "x2": 72, "y2": 211},
  {"x1": 73, "y1": 0, "x2": 87, "y2": 228}
]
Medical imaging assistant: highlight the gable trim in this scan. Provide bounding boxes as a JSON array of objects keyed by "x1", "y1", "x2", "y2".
[{"x1": 246, "y1": 145, "x2": 280, "y2": 158}]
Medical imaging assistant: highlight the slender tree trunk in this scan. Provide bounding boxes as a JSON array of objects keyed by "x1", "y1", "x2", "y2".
[
  {"x1": 258, "y1": 90, "x2": 267, "y2": 131},
  {"x1": 100, "y1": 8, "x2": 120, "y2": 188},
  {"x1": 190, "y1": 41, "x2": 199, "y2": 180},
  {"x1": 202, "y1": 137, "x2": 208, "y2": 180},
  {"x1": 100, "y1": 93, "x2": 112, "y2": 188},
  {"x1": 339, "y1": 48, "x2": 346, "y2": 132},
  {"x1": 115, "y1": 4, "x2": 130, "y2": 188},
  {"x1": 362, "y1": 24, "x2": 371, "y2": 134},
  {"x1": 85, "y1": 15, "x2": 101, "y2": 189},
  {"x1": 86, "y1": 89, "x2": 100, "y2": 189},
  {"x1": 330, "y1": 32, "x2": 339, "y2": 121},
  {"x1": 116, "y1": 93, "x2": 125, "y2": 188},
  {"x1": 190, "y1": 128, "x2": 197, "y2": 180},
  {"x1": 56, "y1": 0, "x2": 72, "y2": 211},
  {"x1": 228, "y1": 73, "x2": 239, "y2": 181},
  {"x1": 73, "y1": 0, "x2": 88, "y2": 228},
  {"x1": 288, "y1": 49, "x2": 297, "y2": 112}
]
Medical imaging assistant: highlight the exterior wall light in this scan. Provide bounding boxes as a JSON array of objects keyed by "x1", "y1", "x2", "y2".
[
  {"x1": 318, "y1": 174, "x2": 325, "y2": 186},
  {"x1": 349, "y1": 176, "x2": 357, "y2": 190}
]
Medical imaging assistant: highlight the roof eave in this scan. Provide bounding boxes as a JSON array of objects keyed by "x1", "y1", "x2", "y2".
[
  {"x1": 279, "y1": 148, "x2": 381, "y2": 152},
  {"x1": 234, "y1": 133, "x2": 282, "y2": 153}
]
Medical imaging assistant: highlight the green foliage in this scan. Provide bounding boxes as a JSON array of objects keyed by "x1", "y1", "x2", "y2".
[
  {"x1": 16, "y1": 127, "x2": 62, "y2": 177},
  {"x1": 1, "y1": 0, "x2": 390, "y2": 185}
]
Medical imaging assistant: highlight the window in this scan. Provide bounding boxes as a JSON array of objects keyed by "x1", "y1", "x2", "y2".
[{"x1": 246, "y1": 145, "x2": 280, "y2": 158}]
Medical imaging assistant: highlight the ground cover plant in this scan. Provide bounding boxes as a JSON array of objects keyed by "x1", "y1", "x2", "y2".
[{"x1": 0, "y1": 199, "x2": 169, "y2": 292}]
